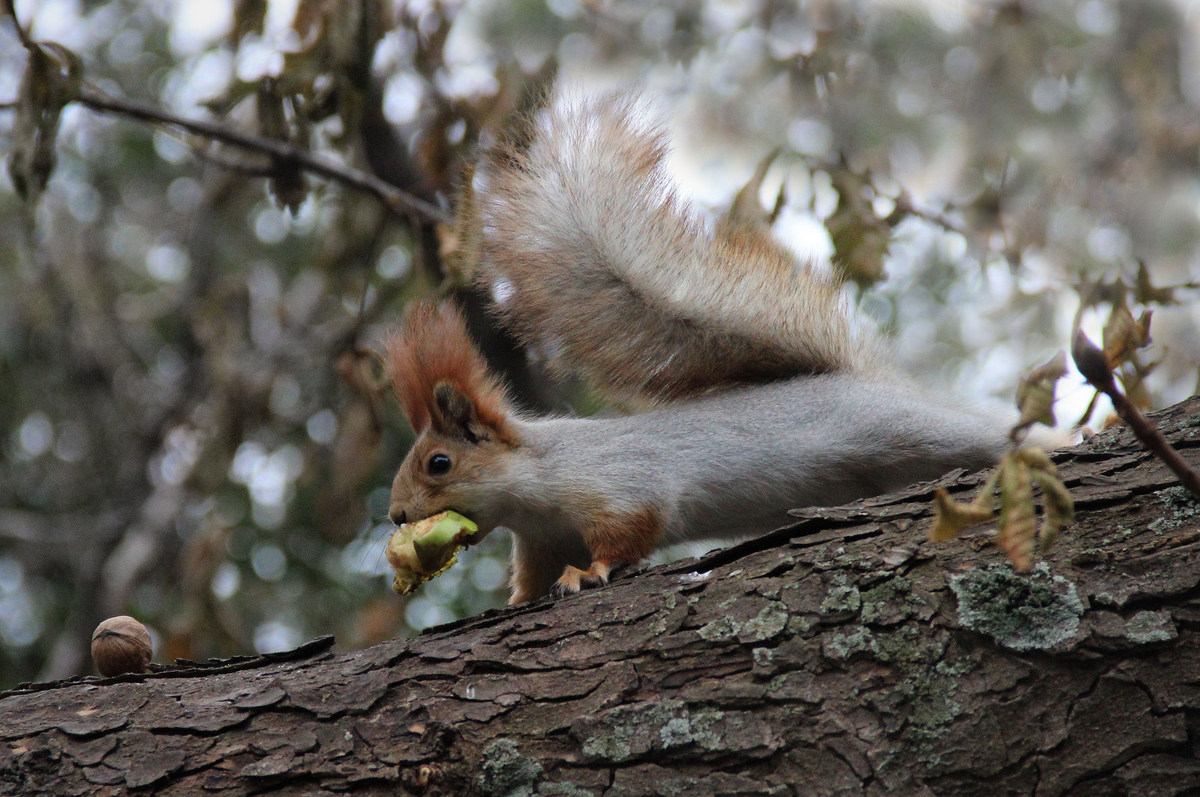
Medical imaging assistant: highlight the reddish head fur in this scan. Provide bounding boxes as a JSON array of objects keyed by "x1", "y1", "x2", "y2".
[{"x1": 385, "y1": 302, "x2": 513, "y2": 440}]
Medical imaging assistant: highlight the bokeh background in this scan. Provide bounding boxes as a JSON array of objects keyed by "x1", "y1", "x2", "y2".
[{"x1": 2, "y1": 0, "x2": 1199, "y2": 687}]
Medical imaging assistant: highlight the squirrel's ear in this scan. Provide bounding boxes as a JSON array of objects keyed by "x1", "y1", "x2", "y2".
[
  {"x1": 387, "y1": 301, "x2": 517, "y2": 443},
  {"x1": 432, "y1": 382, "x2": 493, "y2": 443}
]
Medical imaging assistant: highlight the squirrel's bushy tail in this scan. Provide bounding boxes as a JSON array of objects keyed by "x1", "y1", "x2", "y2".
[{"x1": 473, "y1": 92, "x2": 877, "y2": 404}]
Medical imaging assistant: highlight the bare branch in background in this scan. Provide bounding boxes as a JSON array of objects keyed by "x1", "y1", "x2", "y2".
[{"x1": 74, "y1": 86, "x2": 451, "y2": 225}]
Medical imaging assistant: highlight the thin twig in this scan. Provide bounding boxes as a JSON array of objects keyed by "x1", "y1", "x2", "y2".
[
  {"x1": 3, "y1": 0, "x2": 32, "y2": 49},
  {"x1": 75, "y1": 85, "x2": 451, "y2": 225},
  {"x1": 1105, "y1": 386, "x2": 1200, "y2": 499},
  {"x1": 187, "y1": 142, "x2": 279, "y2": 178},
  {"x1": 1072, "y1": 329, "x2": 1200, "y2": 500},
  {"x1": 899, "y1": 203, "x2": 967, "y2": 236}
]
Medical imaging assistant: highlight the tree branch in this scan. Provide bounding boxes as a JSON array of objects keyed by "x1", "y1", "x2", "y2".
[
  {"x1": 74, "y1": 85, "x2": 452, "y2": 225},
  {"x1": 4, "y1": 398, "x2": 1200, "y2": 794}
]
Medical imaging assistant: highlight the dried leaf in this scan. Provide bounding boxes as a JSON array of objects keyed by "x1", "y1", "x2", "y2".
[
  {"x1": 1074, "y1": 273, "x2": 1129, "y2": 316},
  {"x1": 399, "y1": 0, "x2": 454, "y2": 78},
  {"x1": 7, "y1": 42, "x2": 83, "y2": 203},
  {"x1": 931, "y1": 446, "x2": 1074, "y2": 569},
  {"x1": 257, "y1": 80, "x2": 288, "y2": 139},
  {"x1": 266, "y1": 0, "x2": 386, "y2": 131},
  {"x1": 825, "y1": 164, "x2": 890, "y2": 287},
  {"x1": 1037, "y1": 513, "x2": 1067, "y2": 557},
  {"x1": 257, "y1": 80, "x2": 309, "y2": 213},
  {"x1": 1027, "y1": 350, "x2": 1068, "y2": 385},
  {"x1": 827, "y1": 211, "x2": 890, "y2": 287},
  {"x1": 1134, "y1": 261, "x2": 1175, "y2": 305},
  {"x1": 1118, "y1": 355, "x2": 1160, "y2": 411},
  {"x1": 725, "y1": 148, "x2": 783, "y2": 228},
  {"x1": 1015, "y1": 379, "x2": 1056, "y2": 429},
  {"x1": 1102, "y1": 305, "x2": 1152, "y2": 368},
  {"x1": 232, "y1": 0, "x2": 268, "y2": 44},
  {"x1": 1074, "y1": 389, "x2": 1102, "y2": 430},
  {"x1": 1016, "y1": 445, "x2": 1056, "y2": 474},
  {"x1": 997, "y1": 456, "x2": 1035, "y2": 572},
  {"x1": 1031, "y1": 468, "x2": 1075, "y2": 554},
  {"x1": 926, "y1": 484, "x2": 993, "y2": 542},
  {"x1": 962, "y1": 184, "x2": 1003, "y2": 234},
  {"x1": 929, "y1": 475, "x2": 997, "y2": 542},
  {"x1": 1014, "y1": 351, "x2": 1066, "y2": 432},
  {"x1": 202, "y1": 78, "x2": 259, "y2": 117}
]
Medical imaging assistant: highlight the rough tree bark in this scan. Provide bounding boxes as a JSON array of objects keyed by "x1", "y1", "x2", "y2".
[{"x1": 2, "y1": 397, "x2": 1199, "y2": 796}]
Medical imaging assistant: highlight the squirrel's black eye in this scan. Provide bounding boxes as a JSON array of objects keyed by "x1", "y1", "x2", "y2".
[{"x1": 427, "y1": 453, "x2": 452, "y2": 476}]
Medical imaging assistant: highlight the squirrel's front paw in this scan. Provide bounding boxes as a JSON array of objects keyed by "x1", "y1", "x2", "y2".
[{"x1": 551, "y1": 561, "x2": 614, "y2": 597}]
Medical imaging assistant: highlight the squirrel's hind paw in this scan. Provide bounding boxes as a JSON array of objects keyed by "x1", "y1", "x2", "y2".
[{"x1": 551, "y1": 561, "x2": 615, "y2": 597}]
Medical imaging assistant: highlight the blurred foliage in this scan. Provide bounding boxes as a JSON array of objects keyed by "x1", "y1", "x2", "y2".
[
  {"x1": 1, "y1": 0, "x2": 1199, "y2": 688},
  {"x1": 931, "y1": 444, "x2": 1075, "y2": 572}
]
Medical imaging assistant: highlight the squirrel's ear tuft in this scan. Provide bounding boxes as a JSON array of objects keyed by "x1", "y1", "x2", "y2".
[{"x1": 385, "y1": 302, "x2": 515, "y2": 443}]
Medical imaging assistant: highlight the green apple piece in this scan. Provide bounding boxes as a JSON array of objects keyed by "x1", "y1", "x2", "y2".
[
  {"x1": 412, "y1": 511, "x2": 479, "y2": 571},
  {"x1": 386, "y1": 510, "x2": 479, "y2": 595}
]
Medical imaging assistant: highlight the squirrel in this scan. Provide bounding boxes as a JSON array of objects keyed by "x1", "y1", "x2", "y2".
[{"x1": 385, "y1": 92, "x2": 1013, "y2": 604}]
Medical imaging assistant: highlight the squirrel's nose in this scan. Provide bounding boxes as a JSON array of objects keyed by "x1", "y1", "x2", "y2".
[{"x1": 389, "y1": 509, "x2": 407, "y2": 526}]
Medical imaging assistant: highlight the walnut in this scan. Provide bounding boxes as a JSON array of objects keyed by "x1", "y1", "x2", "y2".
[{"x1": 91, "y1": 615, "x2": 153, "y2": 677}]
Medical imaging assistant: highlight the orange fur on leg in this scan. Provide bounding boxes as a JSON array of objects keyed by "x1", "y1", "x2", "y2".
[{"x1": 552, "y1": 505, "x2": 663, "y2": 596}]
